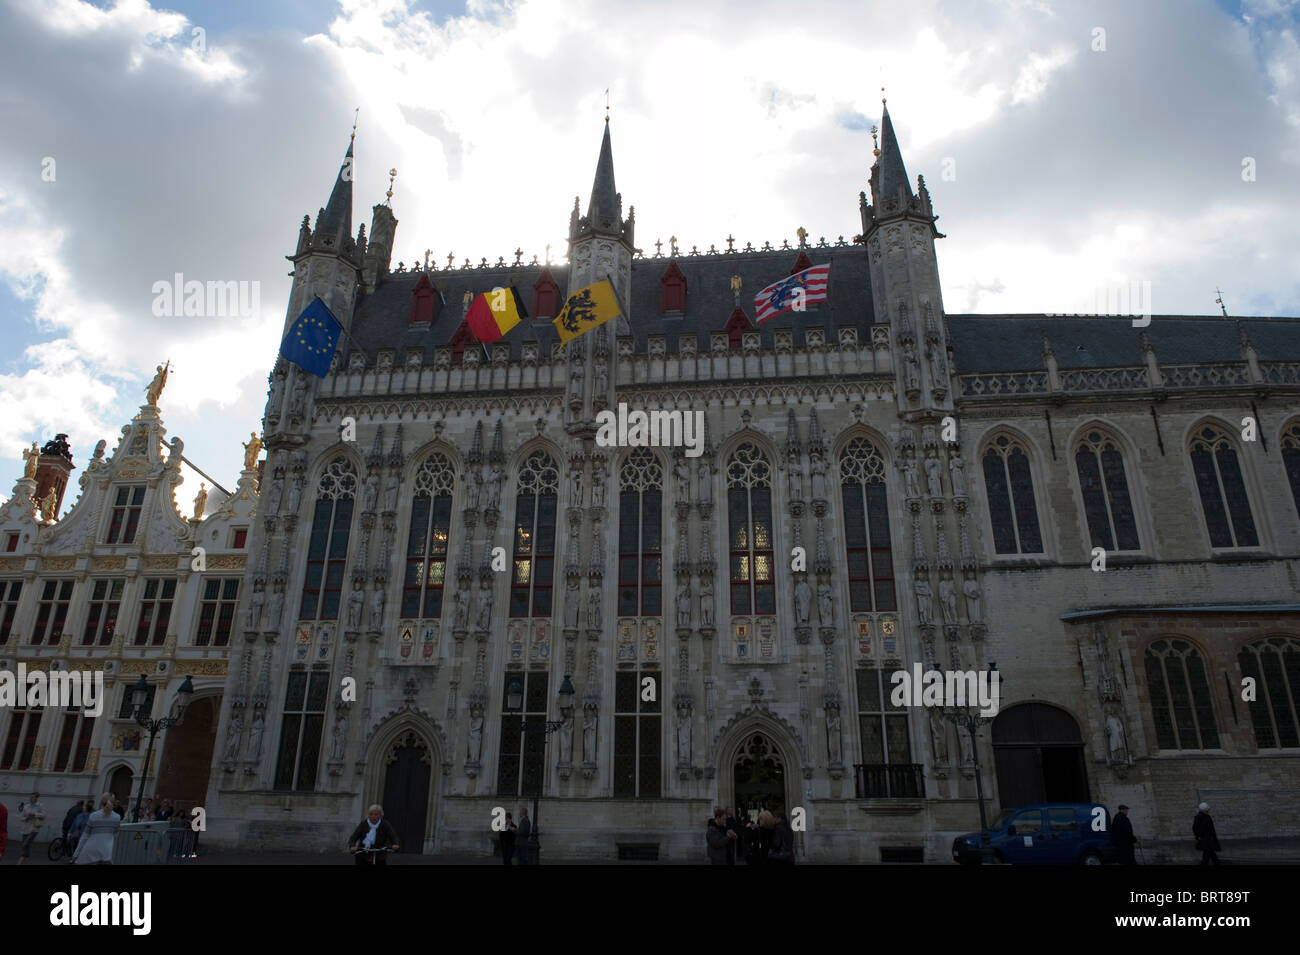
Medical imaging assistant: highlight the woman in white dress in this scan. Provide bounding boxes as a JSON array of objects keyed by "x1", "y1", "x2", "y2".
[{"x1": 72, "y1": 793, "x2": 121, "y2": 865}]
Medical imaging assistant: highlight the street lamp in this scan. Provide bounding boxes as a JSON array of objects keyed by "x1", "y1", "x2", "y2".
[
  {"x1": 943, "y1": 662, "x2": 999, "y2": 865},
  {"x1": 507, "y1": 674, "x2": 574, "y2": 864},
  {"x1": 131, "y1": 674, "x2": 194, "y2": 823}
]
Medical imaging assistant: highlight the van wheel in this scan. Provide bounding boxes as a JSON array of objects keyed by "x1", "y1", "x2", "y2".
[{"x1": 1081, "y1": 851, "x2": 1103, "y2": 865}]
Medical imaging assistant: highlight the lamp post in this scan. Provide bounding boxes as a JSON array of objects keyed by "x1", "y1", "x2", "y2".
[
  {"x1": 507, "y1": 674, "x2": 575, "y2": 864},
  {"x1": 130, "y1": 674, "x2": 194, "y2": 823},
  {"x1": 943, "y1": 662, "x2": 999, "y2": 865}
]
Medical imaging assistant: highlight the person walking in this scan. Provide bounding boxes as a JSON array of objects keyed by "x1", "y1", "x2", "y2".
[
  {"x1": 17, "y1": 792, "x2": 46, "y2": 865},
  {"x1": 500, "y1": 812, "x2": 518, "y2": 865},
  {"x1": 61, "y1": 800, "x2": 83, "y2": 843},
  {"x1": 768, "y1": 810, "x2": 795, "y2": 865},
  {"x1": 1193, "y1": 802, "x2": 1221, "y2": 865},
  {"x1": 755, "y1": 809, "x2": 775, "y2": 864},
  {"x1": 68, "y1": 801, "x2": 93, "y2": 857},
  {"x1": 724, "y1": 807, "x2": 739, "y2": 865},
  {"x1": 1110, "y1": 804, "x2": 1139, "y2": 865},
  {"x1": 516, "y1": 808, "x2": 533, "y2": 865},
  {"x1": 347, "y1": 804, "x2": 400, "y2": 864},
  {"x1": 706, "y1": 807, "x2": 734, "y2": 865},
  {"x1": 72, "y1": 793, "x2": 121, "y2": 865}
]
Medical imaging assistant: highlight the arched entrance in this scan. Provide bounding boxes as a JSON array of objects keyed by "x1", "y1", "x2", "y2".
[
  {"x1": 155, "y1": 695, "x2": 220, "y2": 808},
  {"x1": 379, "y1": 730, "x2": 435, "y2": 854},
  {"x1": 992, "y1": 703, "x2": 1090, "y2": 809},
  {"x1": 107, "y1": 766, "x2": 133, "y2": 806},
  {"x1": 731, "y1": 733, "x2": 788, "y2": 822}
]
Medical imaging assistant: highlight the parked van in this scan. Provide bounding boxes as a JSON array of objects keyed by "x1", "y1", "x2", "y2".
[{"x1": 952, "y1": 803, "x2": 1115, "y2": 865}]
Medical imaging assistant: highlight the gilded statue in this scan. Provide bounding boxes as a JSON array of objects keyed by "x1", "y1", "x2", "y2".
[
  {"x1": 22, "y1": 442, "x2": 39, "y2": 480},
  {"x1": 243, "y1": 432, "x2": 264, "y2": 470},
  {"x1": 37, "y1": 487, "x2": 56, "y2": 522},
  {"x1": 193, "y1": 482, "x2": 208, "y2": 520},
  {"x1": 145, "y1": 361, "x2": 170, "y2": 406}
]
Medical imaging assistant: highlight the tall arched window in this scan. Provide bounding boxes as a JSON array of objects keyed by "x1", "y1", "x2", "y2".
[
  {"x1": 1281, "y1": 421, "x2": 1300, "y2": 518},
  {"x1": 510, "y1": 450, "x2": 559, "y2": 618},
  {"x1": 839, "y1": 437, "x2": 896, "y2": 612},
  {"x1": 618, "y1": 449, "x2": 663, "y2": 617},
  {"x1": 1145, "y1": 639, "x2": 1220, "y2": 750},
  {"x1": 727, "y1": 444, "x2": 774, "y2": 615},
  {"x1": 1074, "y1": 429, "x2": 1140, "y2": 551},
  {"x1": 1237, "y1": 637, "x2": 1300, "y2": 749},
  {"x1": 299, "y1": 457, "x2": 357, "y2": 620},
  {"x1": 402, "y1": 453, "x2": 456, "y2": 620},
  {"x1": 981, "y1": 434, "x2": 1043, "y2": 555},
  {"x1": 1189, "y1": 425, "x2": 1258, "y2": 548}
]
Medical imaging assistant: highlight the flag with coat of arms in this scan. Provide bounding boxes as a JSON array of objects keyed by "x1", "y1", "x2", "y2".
[{"x1": 753, "y1": 264, "x2": 830, "y2": 324}]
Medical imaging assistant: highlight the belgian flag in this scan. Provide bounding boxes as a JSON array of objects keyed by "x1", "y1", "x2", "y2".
[{"x1": 466, "y1": 286, "x2": 527, "y2": 343}]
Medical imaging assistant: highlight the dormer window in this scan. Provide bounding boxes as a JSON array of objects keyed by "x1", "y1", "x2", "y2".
[
  {"x1": 106, "y1": 486, "x2": 145, "y2": 544},
  {"x1": 661, "y1": 260, "x2": 687, "y2": 314},
  {"x1": 724, "y1": 307, "x2": 751, "y2": 350},
  {"x1": 533, "y1": 269, "x2": 560, "y2": 319},
  {"x1": 409, "y1": 274, "x2": 438, "y2": 327},
  {"x1": 449, "y1": 320, "x2": 477, "y2": 364},
  {"x1": 791, "y1": 251, "x2": 814, "y2": 275}
]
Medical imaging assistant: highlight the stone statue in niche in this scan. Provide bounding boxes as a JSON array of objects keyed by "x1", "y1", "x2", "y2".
[
  {"x1": 582, "y1": 711, "x2": 597, "y2": 763},
  {"x1": 265, "y1": 479, "x2": 283, "y2": 517},
  {"x1": 817, "y1": 581, "x2": 833, "y2": 626},
  {"x1": 674, "y1": 459, "x2": 690, "y2": 502},
  {"x1": 587, "y1": 582, "x2": 602, "y2": 629},
  {"x1": 383, "y1": 474, "x2": 399, "y2": 513},
  {"x1": 247, "y1": 712, "x2": 265, "y2": 761},
  {"x1": 246, "y1": 585, "x2": 265, "y2": 631},
  {"x1": 347, "y1": 582, "x2": 365, "y2": 631},
  {"x1": 902, "y1": 341, "x2": 920, "y2": 392},
  {"x1": 558, "y1": 714, "x2": 573, "y2": 764},
  {"x1": 938, "y1": 575, "x2": 958, "y2": 626},
  {"x1": 924, "y1": 454, "x2": 943, "y2": 498},
  {"x1": 290, "y1": 374, "x2": 307, "y2": 417},
  {"x1": 903, "y1": 456, "x2": 920, "y2": 499},
  {"x1": 330, "y1": 713, "x2": 348, "y2": 761},
  {"x1": 914, "y1": 576, "x2": 933, "y2": 626},
  {"x1": 826, "y1": 709, "x2": 842, "y2": 763},
  {"x1": 362, "y1": 473, "x2": 379, "y2": 513},
  {"x1": 468, "y1": 712, "x2": 484, "y2": 763},
  {"x1": 794, "y1": 578, "x2": 811, "y2": 626},
  {"x1": 928, "y1": 342, "x2": 947, "y2": 383},
  {"x1": 810, "y1": 455, "x2": 827, "y2": 501},
  {"x1": 466, "y1": 470, "x2": 480, "y2": 510},
  {"x1": 676, "y1": 702, "x2": 692, "y2": 762},
  {"x1": 453, "y1": 589, "x2": 469, "y2": 630},
  {"x1": 699, "y1": 579, "x2": 714, "y2": 627},
  {"x1": 476, "y1": 584, "x2": 493, "y2": 630},
  {"x1": 369, "y1": 584, "x2": 386, "y2": 631},
  {"x1": 268, "y1": 371, "x2": 285, "y2": 417},
  {"x1": 564, "y1": 578, "x2": 580, "y2": 629},
  {"x1": 286, "y1": 476, "x2": 302, "y2": 515},
  {"x1": 1105, "y1": 712, "x2": 1129, "y2": 763},
  {"x1": 594, "y1": 360, "x2": 608, "y2": 396},
  {"x1": 485, "y1": 465, "x2": 503, "y2": 510},
  {"x1": 697, "y1": 460, "x2": 711, "y2": 506},
  {"x1": 788, "y1": 454, "x2": 803, "y2": 500},
  {"x1": 962, "y1": 574, "x2": 982, "y2": 624},
  {"x1": 569, "y1": 363, "x2": 584, "y2": 403},
  {"x1": 266, "y1": 589, "x2": 284, "y2": 631},
  {"x1": 223, "y1": 710, "x2": 243, "y2": 761},
  {"x1": 568, "y1": 469, "x2": 582, "y2": 506},
  {"x1": 591, "y1": 468, "x2": 606, "y2": 508},
  {"x1": 676, "y1": 581, "x2": 691, "y2": 628},
  {"x1": 949, "y1": 452, "x2": 967, "y2": 497},
  {"x1": 929, "y1": 711, "x2": 949, "y2": 764}
]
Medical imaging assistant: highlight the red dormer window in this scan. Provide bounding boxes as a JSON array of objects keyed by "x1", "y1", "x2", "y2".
[
  {"x1": 409, "y1": 274, "x2": 437, "y2": 327},
  {"x1": 661, "y1": 260, "x2": 687, "y2": 313},
  {"x1": 724, "y1": 307, "x2": 751, "y2": 350},
  {"x1": 533, "y1": 269, "x2": 560, "y2": 319},
  {"x1": 5, "y1": 533, "x2": 17, "y2": 552},
  {"x1": 791, "y1": 251, "x2": 813, "y2": 275},
  {"x1": 449, "y1": 320, "x2": 477, "y2": 364}
]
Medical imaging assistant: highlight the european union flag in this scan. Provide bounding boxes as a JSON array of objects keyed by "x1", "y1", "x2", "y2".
[{"x1": 280, "y1": 297, "x2": 341, "y2": 377}]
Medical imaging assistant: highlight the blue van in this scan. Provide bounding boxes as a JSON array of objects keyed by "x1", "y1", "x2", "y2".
[{"x1": 952, "y1": 803, "x2": 1116, "y2": 865}]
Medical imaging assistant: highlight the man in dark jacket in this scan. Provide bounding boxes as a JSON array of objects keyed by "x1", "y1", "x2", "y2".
[
  {"x1": 499, "y1": 812, "x2": 517, "y2": 865},
  {"x1": 516, "y1": 808, "x2": 533, "y2": 865},
  {"x1": 724, "y1": 807, "x2": 740, "y2": 865},
  {"x1": 347, "y1": 804, "x2": 400, "y2": 864},
  {"x1": 1110, "y1": 804, "x2": 1138, "y2": 865},
  {"x1": 62, "y1": 800, "x2": 83, "y2": 841},
  {"x1": 1193, "y1": 802, "x2": 1221, "y2": 865},
  {"x1": 706, "y1": 808, "x2": 733, "y2": 865}
]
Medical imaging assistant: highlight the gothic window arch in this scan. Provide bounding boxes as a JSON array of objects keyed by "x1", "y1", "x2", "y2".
[
  {"x1": 1145, "y1": 639, "x2": 1220, "y2": 751},
  {"x1": 1281, "y1": 421, "x2": 1300, "y2": 519},
  {"x1": 409, "y1": 273, "x2": 437, "y2": 327},
  {"x1": 1237, "y1": 637, "x2": 1300, "y2": 749},
  {"x1": 1074, "y1": 428, "x2": 1140, "y2": 552},
  {"x1": 661, "y1": 260, "x2": 687, "y2": 313},
  {"x1": 618, "y1": 448, "x2": 663, "y2": 617},
  {"x1": 532, "y1": 269, "x2": 560, "y2": 319},
  {"x1": 727, "y1": 443, "x2": 774, "y2": 615},
  {"x1": 449, "y1": 320, "x2": 477, "y2": 364},
  {"x1": 300, "y1": 456, "x2": 357, "y2": 621},
  {"x1": 402, "y1": 453, "x2": 456, "y2": 620},
  {"x1": 980, "y1": 433, "x2": 1043, "y2": 555},
  {"x1": 839, "y1": 436, "x2": 896, "y2": 612},
  {"x1": 724, "y1": 307, "x2": 750, "y2": 350},
  {"x1": 1189, "y1": 424, "x2": 1258, "y2": 548},
  {"x1": 510, "y1": 450, "x2": 559, "y2": 618}
]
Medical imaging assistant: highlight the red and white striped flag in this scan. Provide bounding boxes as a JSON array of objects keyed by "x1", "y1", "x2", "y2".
[{"x1": 753, "y1": 264, "x2": 830, "y2": 324}]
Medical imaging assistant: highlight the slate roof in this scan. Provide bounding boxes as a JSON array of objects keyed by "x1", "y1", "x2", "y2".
[
  {"x1": 346, "y1": 242, "x2": 875, "y2": 362},
  {"x1": 945, "y1": 314, "x2": 1300, "y2": 373}
]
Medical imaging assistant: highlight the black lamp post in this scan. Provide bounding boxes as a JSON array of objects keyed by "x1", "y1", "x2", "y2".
[
  {"x1": 942, "y1": 662, "x2": 1000, "y2": 864},
  {"x1": 131, "y1": 674, "x2": 194, "y2": 823},
  {"x1": 507, "y1": 674, "x2": 575, "y2": 864}
]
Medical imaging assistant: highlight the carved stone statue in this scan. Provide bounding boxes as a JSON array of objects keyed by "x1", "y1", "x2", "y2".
[
  {"x1": 564, "y1": 578, "x2": 580, "y2": 628},
  {"x1": 265, "y1": 479, "x2": 283, "y2": 517},
  {"x1": 788, "y1": 455, "x2": 803, "y2": 500},
  {"x1": 928, "y1": 342, "x2": 947, "y2": 383},
  {"x1": 914, "y1": 576, "x2": 933, "y2": 626},
  {"x1": 929, "y1": 711, "x2": 949, "y2": 764},
  {"x1": 962, "y1": 574, "x2": 982, "y2": 624},
  {"x1": 817, "y1": 581, "x2": 833, "y2": 626},
  {"x1": 331, "y1": 713, "x2": 349, "y2": 761},
  {"x1": 37, "y1": 487, "x2": 56, "y2": 522},
  {"x1": 290, "y1": 374, "x2": 307, "y2": 417},
  {"x1": 286, "y1": 476, "x2": 302, "y2": 515},
  {"x1": 826, "y1": 709, "x2": 842, "y2": 763},
  {"x1": 903, "y1": 457, "x2": 920, "y2": 499},
  {"x1": 22, "y1": 442, "x2": 39, "y2": 479},
  {"x1": 362, "y1": 473, "x2": 379, "y2": 513},
  {"x1": 383, "y1": 474, "x2": 399, "y2": 513},
  {"x1": 485, "y1": 465, "x2": 503, "y2": 510},
  {"x1": 594, "y1": 361, "x2": 608, "y2": 396},
  {"x1": 145, "y1": 361, "x2": 170, "y2": 406},
  {"x1": 794, "y1": 578, "x2": 812, "y2": 626},
  {"x1": 1105, "y1": 712, "x2": 1129, "y2": 762},
  {"x1": 949, "y1": 452, "x2": 967, "y2": 497},
  {"x1": 266, "y1": 589, "x2": 284, "y2": 631},
  {"x1": 811, "y1": 455, "x2": 827, "y2": 501},
  {"x1": 582, "y1": 710, "x2": 597, "y2": 763},
  {"x1": 246, "y1": 585, "x2": 265, "y2": 631},
  {"x1": 369, "y1": 584, "x2": 386, "y2": 631},
  {"x1": 568, "y1": 469, "x2": 582, "y2": 506},
  {"x1": 453, "y1": 589, "x2": 469, "y2": 630},
  {"x1": 924, "y1": 454, "x2": 943, "y2": 498},
  {"x1": 938, "y1": 575, "x2": 958, "y2": 626},
  {"x1": 223, "y1": 710, "x2": 243, "y2": 761},
  {"x1": 587, "y1": 582, "x2": 602, "y2": 629},
  {"x1": 92, "y1": 439, "x2": 106, "y2": 462},
  {"x1": 247, "y1": 712, "x2": 265, "y2": 761},
  {"x1": 268, "y1": 371, "x2": 285, "y2": 417},
  {"x1": 676, "y1": 581, "x2": 691, "y2": 628},
  {"x1": 475, "y1": 584, "x2": 492, "y2": 630},
  {"x1": 192, "y1": 483, "x2": 208, "y2": 520},
  {"x1": 697, "y1": 461, "x2": 711, "y2": 506},
  {"x1": 466, "y1": 470, "x2": 481, "y2": 510},
  {"x1": 467, "y1": 712, "x2": 484, "y2": 763},
  {"x1": 347, "y1": 583, "x2": 365, "y2": 631},
  {"x1": 902, "y1": 341, "x2": 920, "y2": 391},
  {"x1": 242, "y1": 432, "x2": 264, "y2": 470},
  {"x1": 676, "y1": 703, "x2": 692, "y2": 763},
  {"x1": 699, "y1": 579, "x2": 714, "y2": 627},
  {"x1": 674, "y1": 460, "x2": 690, "y2": 503},
  {"x1": 558, "y1": 714, "x2": 573, "y2": 764},
  {"x1": 591, "y1": 468, "x2": 606, "y2": 508}
]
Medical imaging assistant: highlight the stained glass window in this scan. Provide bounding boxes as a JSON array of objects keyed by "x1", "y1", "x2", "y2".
[
  {"x1": 274, "y1": 668, "x2": 331, "y2": 791},
  {"x1": 1145, "y1": 640, "x2": 1219, "y2": 750},
  {"x1": 300, "y1": 457, "x2": 357, "y2": 620},
  {"x1": 1075, "y1": 430, "x2": 1140, "y2": 551},
  {"x1": 1281, "y1": 422, "x2": 1300, "y2": 519},
  {"x1": 727, "y1": 444, "x2": 774, "y2": 614},
  {"x1": 497, "y1": 671, "x2": 549, "y2": 797},
  {"x1": 1189, "y1": 426, "x2": 1258, "y2": 548},
  {"x1": 613, "y1": 671, "x2": 661, "y2": 797},
  {"x1": 618, "y1": 449, "x2": 663, "y2": 617},
  {"x1": 982, "y1": 435, "x2": 1042, "y2": 554},
  {"x1": 1238, "y1": 638, "x2": 1300, "y2": 749},
  {"x1": 840, "y1": 437, "x2": 896, "y2": 612},
  {"x1": 403, "y1": 453, "x2": 455, "y2": 619},
  {"x1": 510, "y1": 451, "x2": 559, "y2": 618}
]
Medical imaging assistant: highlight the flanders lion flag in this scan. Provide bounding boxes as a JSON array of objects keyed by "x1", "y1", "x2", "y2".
[{"x1": 552, "y1": 279, "x2": 621, "y2": 344}]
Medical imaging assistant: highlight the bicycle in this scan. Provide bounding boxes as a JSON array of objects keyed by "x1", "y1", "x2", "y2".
[
  {"x1": 351, "y1": 846, "x2": 397, "y2": 865},
  {"x1": 48, "y1": 834, "x2": 77, "y2": 862}
]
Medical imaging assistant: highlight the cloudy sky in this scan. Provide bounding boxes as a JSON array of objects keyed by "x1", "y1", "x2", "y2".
[{"x1": 1, "y1": 0, "x2": 1297, "y2": 499}]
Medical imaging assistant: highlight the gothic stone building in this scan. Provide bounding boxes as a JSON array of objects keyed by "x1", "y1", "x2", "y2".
[{"x1": 17, "y1": 105, "x2": 1285, "y2": 863}]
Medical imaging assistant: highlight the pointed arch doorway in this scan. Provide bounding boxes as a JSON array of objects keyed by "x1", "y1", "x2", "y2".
[
  {"x1": 731, "y1": 732, "x2": 788, "y2": 822},
  {"x1": 379, "y1": 730, "x2": 436, "y2": 854}
]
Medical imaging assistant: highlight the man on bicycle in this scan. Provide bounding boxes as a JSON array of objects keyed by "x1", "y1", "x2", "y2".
[{"x1": 347, "y1": 804, "x2": 400, "y2": 864}]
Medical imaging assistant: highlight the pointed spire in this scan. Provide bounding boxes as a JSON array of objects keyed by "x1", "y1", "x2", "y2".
[
  {"x1": 587, "y1": 117, "x2": 619, "y2": 230},
  {"x1": 315, "y1": 138, "x2": 355, "y2": 246},
  {"x1": 873, "y1": 103, "x2": 913, "y2": 207},
  {"x1": 468, "y1": 421, "x2": 484, "y2": 466},
  {"x1": 489, "y1": 419, "x2": 505, "y2": 464},
  {"x1": 786, "y1": 410, "x2": 801, "y2": 456}
]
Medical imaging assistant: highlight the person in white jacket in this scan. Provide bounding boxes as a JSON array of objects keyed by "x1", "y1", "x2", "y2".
[
  {"x1": 17, "y1": 792, "x2": 46, "y2": 865},
  {"x1": 72, "y1": 793, "x2": 121, "y2": 865}
]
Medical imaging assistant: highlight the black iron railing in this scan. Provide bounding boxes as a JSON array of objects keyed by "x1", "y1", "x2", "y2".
[{"x1": 854, "y1": 763, "x2": 925, "y2": 798}]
